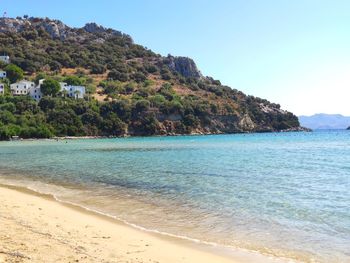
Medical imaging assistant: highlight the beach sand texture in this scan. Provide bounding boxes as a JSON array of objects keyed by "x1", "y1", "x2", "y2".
[{"x1": 0, "y1": 185, "x2": 285, "y2": 263}]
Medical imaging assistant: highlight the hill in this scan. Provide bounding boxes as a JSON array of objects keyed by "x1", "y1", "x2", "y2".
[
  {"x1": 299, "y1": 114, "x2": 350, "y2": 130},
  {"x1": 0, "y1": 16, "x2": 301, "y2": 139}
]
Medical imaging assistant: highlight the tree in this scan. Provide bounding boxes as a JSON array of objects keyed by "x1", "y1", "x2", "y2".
[
  {"x1": 145, "y1": 64, "x2": 158, "y2": 73},
  {"x1": 131, "y1": 72, "x2": 146, "y2": 83},
  {"x1": 0, "y1": 110, "x2": 16, "y2": 124},
  {"x1": 64, "y1": 75, "x2": 84, "y2": 86},
  {"x1": 4, "y1": 64, "x2": 24, "y2": 83},
  {"x1": 81, "y1": 110, "x2": 102, "y2": 126},
  {"x1": 134, "y1": 100, "x2": 150, "y2": 113},
  {"x1": 107, "y1": 70, "x2": 128, "y2": 82},
  {"x1": 61, "y1": 89, "x2": 68, "y2": 98},
  {"x1": 49, "y1": 61, "x2": 62, "y2": 71},
  {"x1": 34, "y1": 72, "x2": 47, "y2": 85},
  {"x1": 47, "y1": 109, "x2": 83, "y2": 136},
  {"x1": 41, "y1": 78, "x2": 60, "y2": 96},
  {"x1": 101, "y1": 113, "x2": 126, "y2": 136},
  {"x1": 90, "y1": 63, "x2": 106, "y2": 74},
  {"x1": 74, "y1": 89, "x2": 81, "y2": 99}
]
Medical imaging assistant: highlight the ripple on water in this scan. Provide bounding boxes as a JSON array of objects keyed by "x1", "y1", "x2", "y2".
[{"x1": 0, "y1": 131, "x2": 349, "y2": 262}]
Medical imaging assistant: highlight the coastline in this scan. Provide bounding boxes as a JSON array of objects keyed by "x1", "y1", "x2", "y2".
[
  {"x1": 0, "y1": 184, "x2": 289, "y2": 263},
  {"x1": 0, "y1": 127, "x2": 312, "y2": 142}
]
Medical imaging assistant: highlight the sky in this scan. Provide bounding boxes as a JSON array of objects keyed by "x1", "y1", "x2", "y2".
[{"x1": 1, "y1": 0, "x2": 350, "y2": 116}]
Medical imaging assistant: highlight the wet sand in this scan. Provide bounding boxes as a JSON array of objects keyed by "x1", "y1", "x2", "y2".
[{"x1": 0, "y1": 185, "x2": 286, "y2": 263}]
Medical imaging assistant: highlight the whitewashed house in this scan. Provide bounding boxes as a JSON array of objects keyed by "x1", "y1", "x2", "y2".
[
  {"x1": 0, "y1": 70, "x2": 6, "y2": 78},
  {"x1": 0, "y1": 83, "x2": 4, "y2": 95},
  {"x1": 10, "y1": 80, "x2": 35, "y2": 96},
  {"x1": 69, "y1": 85, "x2": 85, "y2": 99},
  {"x1": 0, "y1": 55, "x2": 10, "y2": 64},
  {"x1": 29, "y1": 86, "x2": 43, "y2": 101},
  {"x1": 10, "y1": 79, "x2": 42, "y2": 101},
  {"x1": 60, "y1": 82, "x2": 85, "y2": 99},
  {"x1": 9, "y1": 79, "x2": 85, "y2": 101},
  {"x1": 29, "y1": 79, "x2": 47, "y2": 101}
]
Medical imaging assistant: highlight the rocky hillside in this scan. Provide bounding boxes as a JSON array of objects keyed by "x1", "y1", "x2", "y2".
[{"x1": 0, "y1": 16, "x2": 301, "y2": 138}]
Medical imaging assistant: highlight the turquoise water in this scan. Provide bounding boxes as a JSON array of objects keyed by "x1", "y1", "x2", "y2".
[{"x1": 0, "y1": 131, "x2": 349, "y2": 262}]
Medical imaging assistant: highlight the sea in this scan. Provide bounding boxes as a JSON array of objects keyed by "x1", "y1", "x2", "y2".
[{"x1": 0, "y1": 130, "x2": 349, "y2": 262}]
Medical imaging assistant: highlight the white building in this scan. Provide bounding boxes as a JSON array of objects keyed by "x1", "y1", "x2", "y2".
[
  {"x1": 0, "y1": 83, "x2": 4, "y2": 95},
  {"x1": 60, "y1": 82, "x2": 85, "y2": 99},
  {"x1": 0, "y1": 70, "x2": 6, "y2": 78},
  {"x1": 27, "y1": 79, "x2": 46, "y2": 102},
  {"x1": 29, "y1": 86, "x2": 42, "y2": 101},
  {"x1": 10, "y1": 80, "x2": 35, "y2": 96},
  {"x1": 10, "y1": 79, "x2": 42, "y2": 101},
  {"x1": 9, "y1": 79, "x2": 85, "y2": 101},
  {"x1": 0, "y1": 56, "x2": 10, "y2": 64}
]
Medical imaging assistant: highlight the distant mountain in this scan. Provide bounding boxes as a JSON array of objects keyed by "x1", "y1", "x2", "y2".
[{"x1": 299, "y1": 114, "x2": 350, "y2": 130}]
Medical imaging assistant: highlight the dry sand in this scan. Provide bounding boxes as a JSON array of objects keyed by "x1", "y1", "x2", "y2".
[{"x1": 0, "y1": 185, "x2": 285, "y2": 263}]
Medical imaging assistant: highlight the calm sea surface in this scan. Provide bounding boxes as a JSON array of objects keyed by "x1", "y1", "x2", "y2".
[{"x1": 0, "y1": 131, "x2": 349, "y2": 262}]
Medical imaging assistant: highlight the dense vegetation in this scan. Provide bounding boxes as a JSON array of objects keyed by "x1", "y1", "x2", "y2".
[{"x1": 0, "y1": 16, "x2": 301, "y2": 139}]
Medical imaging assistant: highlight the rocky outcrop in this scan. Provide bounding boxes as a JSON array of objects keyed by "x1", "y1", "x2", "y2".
[
  {"x1": 0, "y1": 17, "x2": 129, "y2": 42},
  {"x1": 83, "y1": 23, "x2": 107, "y2": 34},
  {"x1": 0, "y1": 17, "x2": 69, "y2": 39},
  {"x1": 165, "y1": 55, "x2": 202, "y2": 78},
  {"x1": 0, "y1": 18, "x2": 29, "y2": 33},
  {"x1": 347, "y1": 126, "x2": 350, "y2": 130},
  {"x1": 259, "y1": 103, "x2": 285, "y2": 114},
  {"x1": 238, "y1": 114, "x2": 255, "y2": 131},
  {"x1": 83, "y1": 23, "x2": 123, "y2": 37},
  {"x1": 41, "y1": 20, "x2": 67, "y2": 39}
]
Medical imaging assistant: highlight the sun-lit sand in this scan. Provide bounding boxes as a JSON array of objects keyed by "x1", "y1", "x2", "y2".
[{"x1": 0, "y1": 185, "x2": 287, "y2": 263}]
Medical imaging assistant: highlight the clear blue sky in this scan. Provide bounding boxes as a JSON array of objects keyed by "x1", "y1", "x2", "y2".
[{"x1": 2, "y1": 0, "x2": 350, "y2": 115}]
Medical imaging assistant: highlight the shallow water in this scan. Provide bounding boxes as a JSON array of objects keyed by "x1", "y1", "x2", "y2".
[{"x1": 0, "y1": 131, "x2": 349, "y2": 262}]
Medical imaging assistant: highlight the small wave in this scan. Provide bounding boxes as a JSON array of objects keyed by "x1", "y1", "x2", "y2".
[
  {"x1": 53, "y1": 196, "x2": 300, "y2": 263},
  {"x1": 0, "y1": 181, "x2": 301, "y2": 263}
]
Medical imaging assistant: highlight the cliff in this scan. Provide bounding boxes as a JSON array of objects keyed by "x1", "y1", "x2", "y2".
[{"x1": 0, "y1": 16, "x2": 302, "y2": 138}]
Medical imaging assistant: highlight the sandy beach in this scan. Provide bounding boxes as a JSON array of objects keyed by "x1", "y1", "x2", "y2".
[{"x1": 0, "y1": 185, "x2": 287, "y2": 263}]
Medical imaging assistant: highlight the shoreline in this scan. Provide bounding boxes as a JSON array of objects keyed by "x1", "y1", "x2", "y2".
[
  {"x1": 0, "y1": 127, "x2": 312, "y2": 142},
  {"x1": 0, "y1": 183, "x2": 291, "y2": 263}
]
